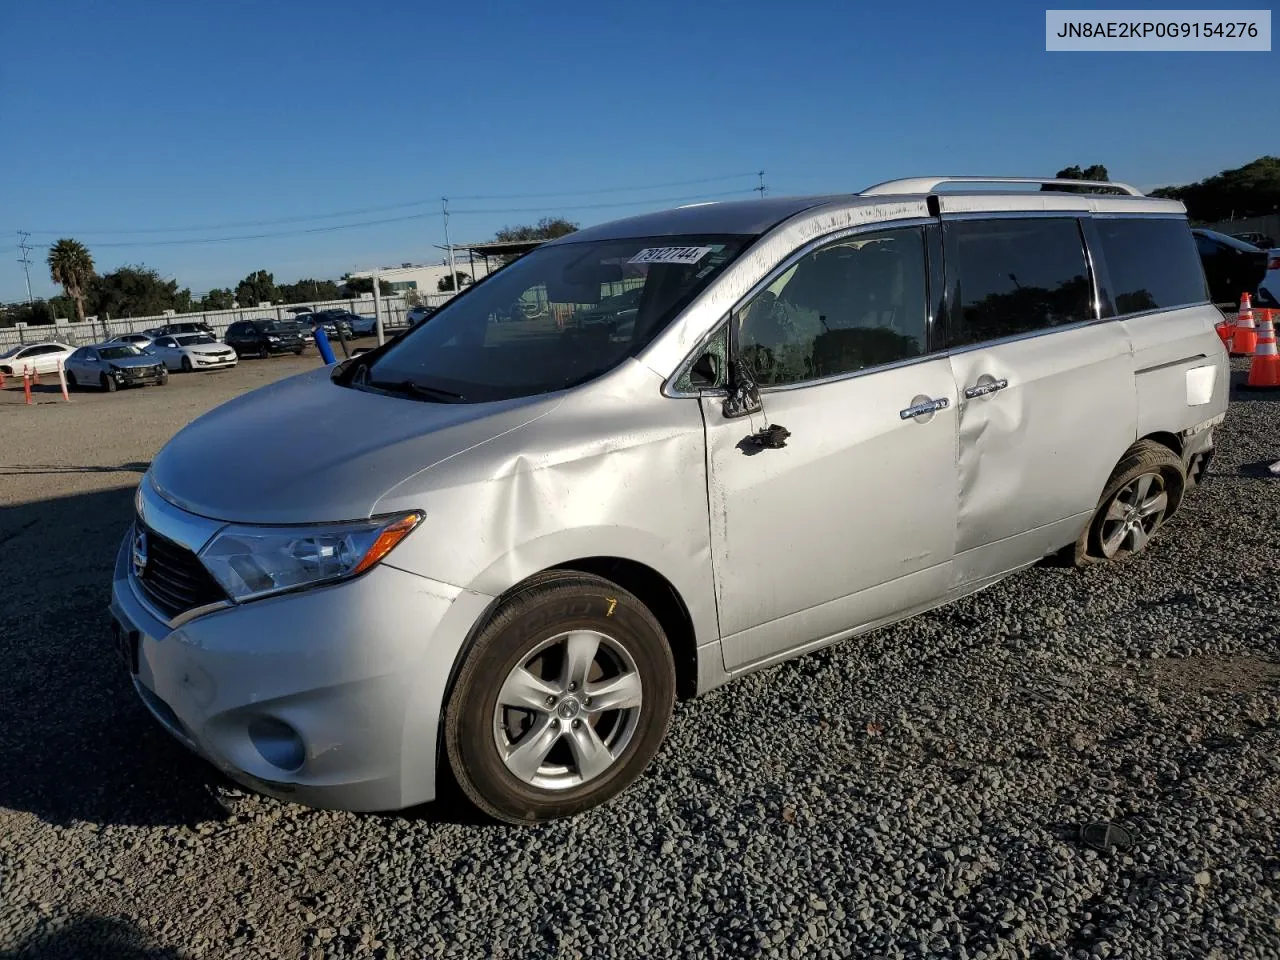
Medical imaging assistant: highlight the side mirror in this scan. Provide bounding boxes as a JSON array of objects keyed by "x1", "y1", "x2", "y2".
[{"x1": 688, "y1": 350, "x2": 721, "y2": 388}]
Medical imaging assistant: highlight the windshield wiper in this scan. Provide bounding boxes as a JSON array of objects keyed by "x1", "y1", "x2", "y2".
[{"x1": 369, "y1": 378, "x2": 465, "y2": 402}]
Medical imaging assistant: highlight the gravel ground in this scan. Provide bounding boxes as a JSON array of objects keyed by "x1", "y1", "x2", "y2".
[{"x1": 0, "y1": 355, "x2": 1277, "y2": 959}]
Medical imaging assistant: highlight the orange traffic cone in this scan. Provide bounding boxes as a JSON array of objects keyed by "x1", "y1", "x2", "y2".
[
  {"x1": 1246, "y1": 310, "x2": 1280, "y2": 389},
  {"x1": 1232, "y1": 296, "x2": 1258, "y2": 356}
]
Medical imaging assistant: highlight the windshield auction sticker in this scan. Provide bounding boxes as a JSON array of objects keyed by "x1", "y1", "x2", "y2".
[
  {"x1": 628, "y1": 246, "x2": 713, "y2": 265},
  {"x1": 1046, "y1": 9, "x2": 1270, "y2": 50}
]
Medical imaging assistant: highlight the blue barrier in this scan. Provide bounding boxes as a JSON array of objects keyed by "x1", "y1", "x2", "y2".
[{"x1": 313, "y1": 327, "x2": 336, "y2": 364}]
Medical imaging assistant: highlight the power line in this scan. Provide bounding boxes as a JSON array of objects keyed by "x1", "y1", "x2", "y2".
[
  {"x1": 17, "y1": 172, "x2": 762, "y2": 237},
  {"x1": 11, "y1": 189, "x2": 760, "y2": 250},
  {"x1": 16, "y1": 231, "x2": 35, "y2": 305}
]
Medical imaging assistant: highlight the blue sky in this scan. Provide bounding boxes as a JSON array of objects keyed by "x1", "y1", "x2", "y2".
[{"x1": 0, "y1": 0, "x2": 1272, "y2": 301}]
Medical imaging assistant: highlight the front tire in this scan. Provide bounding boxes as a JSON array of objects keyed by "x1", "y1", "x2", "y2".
[
  {"x1": 181, "y1": 356, "x2": 192, "y2": 372},
  {"x1": 444, "y1": 572, "x2": 675, "y2": 825},
  {"x1": 65, "y1": 372, "x2": 77, "y2": 390},
  {"x1": 101, "y1": 373, "x2": 117, "y2": 393},
  {"x1": 1069, "y1": 441, "x2": 1185, "y2": 566}
]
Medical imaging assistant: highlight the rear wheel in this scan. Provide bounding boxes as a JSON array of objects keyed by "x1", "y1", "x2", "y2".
[
  {"x1": 1069, "y1": 441, "x2": 1185, "y2": 565},
  {"x1": 445, "y1": 572, "x2": 675, "y2": 825},
  {"x1": 100, "y1": 373, "x2": 117, "y2": 393}
]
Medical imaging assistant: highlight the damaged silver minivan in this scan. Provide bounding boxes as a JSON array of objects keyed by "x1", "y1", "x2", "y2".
[{"x1": 111, "y1": 176, "x2": 1228, "y2": 823}]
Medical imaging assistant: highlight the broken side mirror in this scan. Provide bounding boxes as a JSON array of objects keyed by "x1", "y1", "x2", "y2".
[
  {"x1": 722, "y1": 358, "x2": 762, "y2": 418},
  {"x1": 688, "y1": 350, "x2": 720, "y2": 388}
]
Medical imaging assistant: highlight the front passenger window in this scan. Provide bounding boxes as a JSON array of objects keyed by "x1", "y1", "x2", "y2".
[{"x1": 735, "y1": 227, "x2": 928, "y2": 387}]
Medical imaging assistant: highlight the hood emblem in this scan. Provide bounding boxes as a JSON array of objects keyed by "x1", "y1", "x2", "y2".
[{"x1": 131, "y1": 530, "x2": 149, "y2": 578}]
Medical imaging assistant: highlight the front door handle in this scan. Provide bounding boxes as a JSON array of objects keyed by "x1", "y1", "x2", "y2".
[
  {"x1": 964, "y1": 377, "x2": 1009, "y2": 399},
  {"x1": 899, "y1": 396, "x2": 950, "y2": 420}
]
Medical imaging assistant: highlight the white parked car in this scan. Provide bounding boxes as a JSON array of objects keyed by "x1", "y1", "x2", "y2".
[
  {"x1": 0, "y1": 341, "x2": 76, "y2": 377},
  {"x1": 146, "y1": 333, "x2": 238, "y2": 372}
]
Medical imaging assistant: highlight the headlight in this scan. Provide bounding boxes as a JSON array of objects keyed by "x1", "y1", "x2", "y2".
[
  {"x1": 267, "y1": 335, "x2": 281, "y2": 343},
  {"x1": 199, "y1": 512, "x2": 422, "y2": 602}
]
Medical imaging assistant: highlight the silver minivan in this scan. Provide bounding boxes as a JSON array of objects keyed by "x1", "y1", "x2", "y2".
[{"x1": 111, "y1": 176, "x2": 1228, "y2": 824}]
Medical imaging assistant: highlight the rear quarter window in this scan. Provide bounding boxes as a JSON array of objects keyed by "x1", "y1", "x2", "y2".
[{"x1": 1096, "y1": 218, "x2": 1208, "y2": 314}]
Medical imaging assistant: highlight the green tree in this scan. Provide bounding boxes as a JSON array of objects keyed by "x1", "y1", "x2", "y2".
[
  {"x1": 339, "y1": 275, "x2": 395, "y2": 296},
  {"x1": 88, "y1": 265, "x2": 189, "y2": 318},
  {"x1": 1041, "y1": 165, "x2": 1110, "y2": 193},
  {"x1": 278, "y1": 279, "x2": 342, "y2": 303},
  {"x1": 235, "y1": 269, "x2": 279, "y2": 306},
  {"x1": 198, "y1": 288, "x2": 235, "y2": 310},
  {"x1": 1150, "y1": 156, "x2": 1280, "y2": 222},
  {"x1": 437, "y1": 271, "x2": 471, "y2": 292},
  {"x1": 494, "y1": 216, "x2": 578, "y2": 243},
  {"x1": 0, "y1": 301, "x2": 53, "y2": 328},
  {"x1": 46, "y1": 238, "x2": 96, "y2": 322}
]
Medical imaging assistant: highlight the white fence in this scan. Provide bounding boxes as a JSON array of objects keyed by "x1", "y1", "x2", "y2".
[{"x1": 0, "y1": 291, "x2": 456, "y2": 351}]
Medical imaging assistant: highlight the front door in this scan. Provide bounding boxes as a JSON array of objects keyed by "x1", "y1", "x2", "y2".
[
  {"x1": 703, "y1": 225, "x2": 959, "y2": 673},
  {"x1": 941, "y1": 215, "x2": 1137, "y2": 582}
]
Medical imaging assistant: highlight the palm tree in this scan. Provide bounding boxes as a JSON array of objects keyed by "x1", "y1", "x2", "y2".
[{"x1": 47, "y1": 239, "x2": 95, "y2": 323}]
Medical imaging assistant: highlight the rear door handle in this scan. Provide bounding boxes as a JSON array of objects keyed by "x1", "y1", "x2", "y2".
[
  {"x1": 964, "y1": 377, "x2": 1009, "y2": 399},
  {"x1": 899, "y1": 397, "x2": 950, "y2": 420}
]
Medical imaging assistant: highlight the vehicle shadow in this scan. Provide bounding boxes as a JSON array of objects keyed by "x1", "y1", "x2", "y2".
[
  {"x1": 0, "y1": 487, "x2": 227, "y2": 829},
  {"x1": 0, "y1": 462, "x2": 150, "y2": 477},
  {"x1": 0, "y1": 915, "x2": 184, "y2": 959}
]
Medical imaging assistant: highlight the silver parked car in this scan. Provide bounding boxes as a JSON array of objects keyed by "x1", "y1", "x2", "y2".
[
  {"x1": 146, "y1": 333, "x2": 238, "y2": 372},
  {"x1": 66, "y1": 343, "x2": 168, "y2": 392},
  {"x1": 111, "y1": 177, "x2": 1227, "y2": 823}
]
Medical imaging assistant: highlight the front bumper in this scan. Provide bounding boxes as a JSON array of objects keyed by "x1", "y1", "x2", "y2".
[
  {"x1": 109, "y1": 530, "x2": 493, "y2": 811},
  {"x1": 193, "y1": 355, "x2": 236, "y2": 368}
]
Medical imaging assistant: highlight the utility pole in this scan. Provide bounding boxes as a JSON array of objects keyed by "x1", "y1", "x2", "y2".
[
  {"x1": 441, "y1": 197, "x2": 458, "y2": 298},
  {"x1": 372, "y1": 271, "x2": 384, "y2": 346},
  {"x1": 755, "y1": 171, "x2": 768, "y2": 198},
  {"x1": 16, "y1": 231, "x2": 35, "y2": 305}
]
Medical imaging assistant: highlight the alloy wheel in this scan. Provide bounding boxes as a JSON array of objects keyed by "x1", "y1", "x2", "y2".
[
  {"x1": 1099, "y1": 471, "x2": 1168, "y2": 558},
  {"x1": 492, "y1": 630, "x2": 643, "y2": 791}
]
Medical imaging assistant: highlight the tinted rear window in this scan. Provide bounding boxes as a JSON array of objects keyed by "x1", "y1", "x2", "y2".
[
  {"x1": 944, "y1": 218, "x2": 1093, "y2": 347},
  {"x1": 1097, "y1": 218, "x2": 1208, "y2": 314}
]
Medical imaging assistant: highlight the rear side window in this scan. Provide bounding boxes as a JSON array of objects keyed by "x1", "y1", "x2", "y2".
[
  {"x1": 944, "y1": 218, "x2": 1093, "y2": 347},
  {"x1": 1097, "y1": 219, "x2": 1208, "y2": 314}
]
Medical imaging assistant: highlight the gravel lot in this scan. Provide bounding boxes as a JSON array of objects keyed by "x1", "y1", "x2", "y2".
[{"x1": 1, "y1": 354, "x2": 1277, "y2": 959}]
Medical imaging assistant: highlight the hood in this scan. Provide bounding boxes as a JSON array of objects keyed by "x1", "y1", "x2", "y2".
[
  {"x1": 185, "y1": 343, "x2": 234, "y2": 355},
  {"x1": 111, "y1": 355, "x2": 163, "y2": 369},
  {"x1": 149, "y1": 366, "x2": 559, "y2": 524}
]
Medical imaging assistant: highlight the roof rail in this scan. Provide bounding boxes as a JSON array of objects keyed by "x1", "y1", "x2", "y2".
[{"x1": 859, "y1": 176, "x2": 1144, "y2": 197}]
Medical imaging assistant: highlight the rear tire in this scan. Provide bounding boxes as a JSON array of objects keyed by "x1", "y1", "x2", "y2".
[
  {"x1": 1068, "y1": 441, "x2": 1185, "y2": 566},
  {"x1": 444, "y1": 572, "x2": 675, "y2": 825}
]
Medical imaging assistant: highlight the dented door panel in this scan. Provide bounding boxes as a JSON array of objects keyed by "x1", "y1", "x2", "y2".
[
  {"x1": 948, "y1": 321, "x2": 1137, "y2": 583},
  {"x1": 703, "y1": 359, "x2": 959, "y2": 672}
]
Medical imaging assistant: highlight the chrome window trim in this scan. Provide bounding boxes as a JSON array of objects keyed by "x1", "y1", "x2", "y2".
[
  {"x1": 1111, "y1": 301, "x2": 1211, "y2": 321},
  {"x1": 1092, "y1": 212, "x2": 1188, "y2": 221},
  {"x1": 939, "y1": 209, "x2": 1093, "y2": 222},
  {"x1": 940, "y1": 315, "x2": 1118, "y2": 358},
  {"x1": 662, "y1": 217, "x2": 937, "y2": 398}
]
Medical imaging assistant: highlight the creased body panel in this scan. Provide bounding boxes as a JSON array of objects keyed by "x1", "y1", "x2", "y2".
[
  {"x1": 948, "y1": 321, "x2": 1136, "y2": 582},
  {"x1": 376, "y1": 360, "x2": 720, "y2": 656},
  {"x1": 1124, "y1": 304, "x2": 1230, "y2": 439}
]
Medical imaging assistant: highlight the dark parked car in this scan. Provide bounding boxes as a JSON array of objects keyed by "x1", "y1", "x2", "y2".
[
  {"x1": 300, "y1": 310, "x2": 355, "y2": 340},
  {"x1": 223, "y1": 319, "x2": 307, "y2": 358},
  {"x1": 1230, "y1": 231, "x2": 1276, "y2": 250},
  {"x1": 1191, "y1": 229, "x2": 1269, "y2": 306}
]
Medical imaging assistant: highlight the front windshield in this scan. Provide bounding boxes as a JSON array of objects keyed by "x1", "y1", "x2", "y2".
[
  {"x1": 99, "y1": 345, "x2": 143, "y2": 359},
  {"x1": 177, "y1": 334, "x2": 215, "y2": 345},
  {"x1": 362, "y1": 234, "x2": 750, "y2": 402}
]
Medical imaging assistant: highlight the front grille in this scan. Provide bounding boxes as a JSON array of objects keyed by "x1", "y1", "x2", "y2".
[
  {"x1": 135, "y1": 524, "x2": 228, "y2": 618},
  {"x1": 121, "y1": 364, "x2": 160, "y2": 380}
]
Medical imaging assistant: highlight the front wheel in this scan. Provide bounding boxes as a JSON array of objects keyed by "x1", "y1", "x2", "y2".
[
  {"x1": 180, "y1": 356, "x2": 192, "y2": 372},
  {"x1": 157, "y1": 371, "x2": 168, "y2": 386},
  {"x1": 101, "y1": 373, "x2": 117, "y2": 393},
  {"x1": 444, "y1": 572, "x2": 675, "y2": 825},
  {"x1": 258, "y1": 343, "x2": 269, "y2": 360},
  {"x1": 293, "y1": 347, "x2": 305, "y2": 356},
  {"x1": 65, "y1": 371, "x2": 77, "y2": 390},
  {"x1": 1069, "y1": 441, "x2": 1185, "y2": 565}
]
